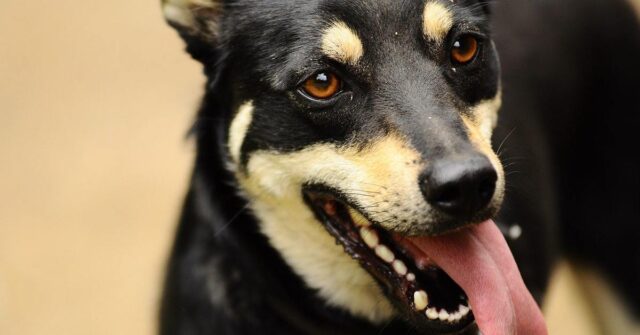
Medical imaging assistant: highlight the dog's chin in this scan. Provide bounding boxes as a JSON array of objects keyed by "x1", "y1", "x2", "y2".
[{"x1": 303, "y1": 187, "x2": 486, "y2": 335}]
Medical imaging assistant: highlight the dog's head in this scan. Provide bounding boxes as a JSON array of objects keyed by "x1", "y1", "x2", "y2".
[{"x1": 163, "y1": 1, "x2": 526, "y2": 334}]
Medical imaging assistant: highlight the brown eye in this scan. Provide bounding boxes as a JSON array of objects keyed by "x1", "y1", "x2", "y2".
[
  {"x1": 451, "y1": 35, "x2": 479, "y2": 65},
  {"x1": 301, "y1": 72, "x2": 342, "y2": 99}
]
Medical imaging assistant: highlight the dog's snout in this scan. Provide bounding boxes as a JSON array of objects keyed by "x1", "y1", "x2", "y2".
[{"x1": 421, "y1": 154, "x2": 497, "y2": 220}]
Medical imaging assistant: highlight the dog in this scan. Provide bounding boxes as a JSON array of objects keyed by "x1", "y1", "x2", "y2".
[{"x1": 158, "y1": 0, "x2": 640, "y2": 334}]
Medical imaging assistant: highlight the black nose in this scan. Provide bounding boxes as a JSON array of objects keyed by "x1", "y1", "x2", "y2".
[{"x1": 421, "y1": 155, "x2": 497, "y2": 219}]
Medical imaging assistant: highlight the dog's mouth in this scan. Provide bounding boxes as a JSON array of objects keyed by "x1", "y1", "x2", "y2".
[
  {"x1": 304, "y1": 189, "x2": 475, "y2": 333},
  {"x1": 303, "y1": 187, "x2": 547, "y2": 335}
]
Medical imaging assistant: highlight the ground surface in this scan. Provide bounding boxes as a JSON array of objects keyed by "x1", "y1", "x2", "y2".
[{"x1": 1, "y1": 1, "x2": 637, "y2": 334}]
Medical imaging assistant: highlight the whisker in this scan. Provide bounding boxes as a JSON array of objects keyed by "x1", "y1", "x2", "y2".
[
  {"x1": 496, "y1": 126, "x2": 517, "y2": 156},
  {"x1": 341, "y1": 188, "x2": 381, "y2": 194},
  {"x1": 342, "y1": 192, "x2": 376, "y2": 198}
]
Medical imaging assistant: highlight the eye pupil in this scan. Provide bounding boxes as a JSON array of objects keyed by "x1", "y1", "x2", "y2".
[
  {"x1": 301, "y1": 71, "x2": 342, "y2": 100},
  {"x1": 451, "y1": 35, "x2": 479, "y2": 65}
]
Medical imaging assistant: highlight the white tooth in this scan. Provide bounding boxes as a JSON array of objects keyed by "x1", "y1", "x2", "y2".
[
  {"x1": 453, "y1": 312, "x2": 462, "y2": 321},
  {"x1": 438, "y1": 310, "x2": 449, "y2": 321},
  {"x1": 413, "y1": 291, "x2": 429, "y2": 311},
  {"x1": 426, "y1": 308, "x2": 439, "y2": 319},
  {"x1": 360, "y1": 227, "x2": 379, "y2": 248},
  {"x1": 392, "y1": 260, "x2": 408, "y2": 276},
  {"x1": 374, "y1": 245, "x2": 395, "y2": 263},
  {"x1": 406, "y1": 273, "x2": 416, "y2": 281},
  {"x1": 459, "y1": 305, "x2": 470, "y2": 316},
  {"x1": 447, "y1": 314, "x2": 456, "y2": 322},
  {"x1": 349, "y1": 207, "x2": 371, "y2": 227}
]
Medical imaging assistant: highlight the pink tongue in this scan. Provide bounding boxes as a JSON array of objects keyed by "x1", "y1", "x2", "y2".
[{"x1": 409, "y1": 220, "x2": 547, "y2": 335}]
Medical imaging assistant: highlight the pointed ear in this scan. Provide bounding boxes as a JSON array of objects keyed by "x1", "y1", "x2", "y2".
[{"x1": 162, "y1": 0, "x2": 222, "y2": 62}]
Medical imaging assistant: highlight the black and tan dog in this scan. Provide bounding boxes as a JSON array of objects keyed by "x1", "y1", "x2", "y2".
[{"x1": 159, "y1": 0, "x2": 640, "y2": 334}]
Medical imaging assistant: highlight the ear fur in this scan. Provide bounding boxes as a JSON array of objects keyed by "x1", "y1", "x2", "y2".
[{"x1": 162, "y1": 0, "x2": 222, "y2": 62}]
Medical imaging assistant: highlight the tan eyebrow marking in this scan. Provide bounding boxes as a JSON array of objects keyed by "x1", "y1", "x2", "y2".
[
  {"x1": 423, "y1": 2, "x2": 454, "y2": 44},
  {"x1": 321, "y1": 21, "x2": 364, "y2": 66}
]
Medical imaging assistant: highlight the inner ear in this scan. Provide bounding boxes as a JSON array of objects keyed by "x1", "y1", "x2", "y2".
[{"x1": 162, "y1": 0, "x2": 222, "y2": 55}]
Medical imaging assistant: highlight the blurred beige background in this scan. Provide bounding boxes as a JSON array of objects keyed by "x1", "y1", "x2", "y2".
[{"x1": 0, "y1": 1, "x2": 637, "y2": 335}]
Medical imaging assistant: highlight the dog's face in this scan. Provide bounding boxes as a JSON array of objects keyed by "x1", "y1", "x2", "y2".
[{"x1": 165, "y1": 0, "x2": 503, "y2": 333}]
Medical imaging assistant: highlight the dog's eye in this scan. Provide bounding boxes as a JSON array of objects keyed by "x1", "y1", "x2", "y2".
[
  {"x1": 301, "y1": 72, "x2": 342, "y2": 100},
  {"x1": 451, "y1": 35, "x2": 479, "y2": 65}
]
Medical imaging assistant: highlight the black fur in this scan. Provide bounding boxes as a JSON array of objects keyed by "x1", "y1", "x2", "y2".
[{"x1": 160, "y1": 0, "x2": 640, "y2": 334}]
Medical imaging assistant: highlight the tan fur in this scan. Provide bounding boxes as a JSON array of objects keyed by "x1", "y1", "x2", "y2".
[
  {"x1": 241, "y1": 135, "x2": 429, "y2": 235},
  {"x1": 423, "y1": 2, "x2": 454, "y2": 44},
  {"x1": 234, "y1": 135, "x2": 429, "y2": 322},
  {"x1": 470, "y1": 91, "x2": 502, "y2": 142},
  {"x1": 321, "y1": 22, "x2": 364, "y2": 66},
  {"x1": 240, "y1": 186, "x2": 396, "y2": 322},
  {"x1": 228, "y1": 101, "x2": 254, "y2": 165}
]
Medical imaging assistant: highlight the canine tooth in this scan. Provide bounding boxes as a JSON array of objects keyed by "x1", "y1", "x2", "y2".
[
  {"x1": 413, "y1": 290, "x2": 429, "y2": 311},
  {"x1": 348, "y1": 207, "x2": 371, "y2": 227},
  {"x1": 392, "y1": 260, "x2": 408, "y2": 275},
  {"x1": 459, "y1": 305, "x2": 470, "y2": 316},
  {"x1": 406, "y1": 273, "x2": 416, "y2": 281},
  {"x1": 374, "y1": 245, "x2": 395, "y2": 263},
  {"x1": 453, "y1": 312, "x2": 462, "y2": 321},
  {"x1": 438, "y1": 310, "x2": 449, "y2": 321},
  {"x1": 426, "y1": 308, "x2": 439, "y2": 319},
  {"x1": 360, "y1": 227, "x2": 379, "y2": 248}
]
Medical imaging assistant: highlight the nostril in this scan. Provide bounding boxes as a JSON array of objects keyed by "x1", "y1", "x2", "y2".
[
  {"x1": 478, "y1": 175, "x2": 496, "y2": 205},
  {"x1": 430, "y1": 184, "x2": 461, "y2": 207}
]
